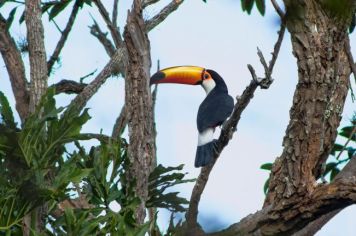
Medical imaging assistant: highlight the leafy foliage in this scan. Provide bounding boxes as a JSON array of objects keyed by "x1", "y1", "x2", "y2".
[
  {"x1": 241, "y1": 0, "x2": 265, "y2": 16},
  {"x1": 147, "y1": 164, "x2": 195, "y2": 212},
  {"x1": 0, "y1": 90, "x2": 193, "y2": 235}
]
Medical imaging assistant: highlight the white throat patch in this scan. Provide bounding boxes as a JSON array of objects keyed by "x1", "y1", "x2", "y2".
[{"x1": 202, "y1": 79, "x2": 216, "y2": 95}]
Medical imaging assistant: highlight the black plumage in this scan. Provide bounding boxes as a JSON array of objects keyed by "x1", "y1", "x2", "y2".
[{"x1": 195, "y1": 70, "x2": 234, "y2": 167}]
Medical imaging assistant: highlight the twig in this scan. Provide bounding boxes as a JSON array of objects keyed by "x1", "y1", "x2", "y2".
[
  {"x1": 50, "y1": 18, "x2": 63, "y2": 34},
  {"x1": 112, "y1": 0, "x2": 119, "y2": 29},
  {"x1": 67, "y1": 46, "x2": 127, "y2": 114},
  {"x1": 186, "y1": 21, "x2": 286, "y2": 230},
  {"x1": 112, "y1": 105, "x2": 127, "y2": 138},
  {"x1": 344, "y1": 36, "x2": 356, "y2": 101},
  {"x1": 142, "y1": 0, "x2": 160, "y2": 8},
  {"x1": 89, "y1": 18, "x2": 116, "y2": 57},
  {"x1": 271, "y1": 0, "x2": 285, "y2": 18},
  {"x1": 145, "y1": 0, "x2": 184, "y2": 32},
  {"x1": 0, "y1": 14, "x2": 29, "y2": 120},
  {"x1": 51, "y1": 80, "x2": 87, "y2": 94},
  {"x1": 93, "y1": 0, "x2": 123, "y2": 47},
  {"x1": 47, "y1": 0, "x2": 81, "y2": 75}
]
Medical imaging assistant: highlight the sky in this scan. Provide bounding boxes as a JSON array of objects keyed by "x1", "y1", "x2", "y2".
[{"x1": 1, "y1": 0, "x2": 356, "y2": 234}]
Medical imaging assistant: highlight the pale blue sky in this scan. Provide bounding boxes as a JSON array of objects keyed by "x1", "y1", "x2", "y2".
[{"x1": 1, "y1": 0, "x2": 355, "y2": 234}]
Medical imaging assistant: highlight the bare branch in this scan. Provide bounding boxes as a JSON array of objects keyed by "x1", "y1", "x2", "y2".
[
  {"x1": 51, "y1": 79, "x2": 87, "y2": 94},
  {"x1": 25, "y1": 0, "x2": 48, "y2": 113},
  {"x1": 112, "y1": 105, "x2": 127, "y2": 138},
  {"x1": 93, "y1": 0, "x2": 123, "y2": 47},
  {"x1": 271, "y1": 0, "x2": 285, "y2": 18},
  {"x1": 47, "y1": 0, "x2": 81, "y2": 75},
  {"x1": 186, "y1": 23, "x2": 286, "y2": 230},
  {"x1": 145, "y1": 0, "x2": 184, "y2": 32},
  {"x1": 89, "y1": 19, "x2": 116, "y2": 57},
  {"x1": 143, "y1": 0, "x2": 160, "y2": 8},
  {"x1": 67, "y1": 46, "x2": 127, "y2": 113},
  {"x1": 112, "y1": 0, "x2": 119, "y2": 29},
  {"x1": 0, "y1": 14, "x2": 29, "y2": 120},
  {"x1": 345, "y1": 36, "x2": 356, "y2": 84}
]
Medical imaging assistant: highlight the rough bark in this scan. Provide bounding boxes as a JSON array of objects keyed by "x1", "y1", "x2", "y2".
[
  {"x1": 203, "y1": 1, "x2": 356, "y2": 235},
  {"x1": 25, "y1": 0, "x2": 48, "y2": 113},
  {"x1": 123, "y1": 0, "x2": 155, "y2": 223},
  {"x1": 266, "y1": 1, "x2": 352, "y2": 205},
  {"x1": 0, "y1": 15, "x2": 29, "y2": 121},
  {"x1": 23, "y1": 0, "x2": 49, "y2": 234}
]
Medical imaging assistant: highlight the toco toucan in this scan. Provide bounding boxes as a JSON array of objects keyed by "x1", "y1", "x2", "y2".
[{"x1": 150, "y1": 66, "x2": 234, "y2": 167}]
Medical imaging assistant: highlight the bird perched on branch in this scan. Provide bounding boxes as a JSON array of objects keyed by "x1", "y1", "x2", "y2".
[{"x1": 150, "y1": 66, "x2": 234, "y2": 167}]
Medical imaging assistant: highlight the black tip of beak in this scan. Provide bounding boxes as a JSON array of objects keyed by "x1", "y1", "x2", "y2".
[{"x1": 150, "y1": 71, "x2": 165, "y2": 85}]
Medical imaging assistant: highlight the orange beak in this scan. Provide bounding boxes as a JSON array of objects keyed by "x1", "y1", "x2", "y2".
[{"x1": 150, "y1": 66, "x2": 205, "y2": 85}]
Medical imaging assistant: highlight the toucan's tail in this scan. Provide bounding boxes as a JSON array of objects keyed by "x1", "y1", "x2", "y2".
[{"x1": 195, "y1": 139, "x2": 217, "y2": 167}]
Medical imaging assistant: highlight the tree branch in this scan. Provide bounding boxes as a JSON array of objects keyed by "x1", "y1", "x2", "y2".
[
  {"x1": 0, "y1": 14, "x2": 29, "y2": 120},
  {"x1": 112, "y1": 0, "x2": 119, "y2": 29},
  {"x1": 145, "y1": 0, "x2": 184, "y2": 32},
  {"x1": 25, "y1": 0, "x2": 48, "y2": 113},
  {"x1": 271, "y1": 0, "x2": 285, "y2": 18},
  {"x1": 67, "y1": 46, "x2": 127, "y2": 113},
  {"x1": 112, "y1": 105, "x2": 127, "y2": 138},
  {"x1": 51, "y1": 79, "x2": 87, "y2": 94},
  {"x1": 344, "y1": 36, "x2": 356, "y2": 85},
  {"x1": 186, "y1": 23, "x2": 286, "y2": 230},
  {"x1": 93, "y1": 0, "x2": 123, "y2": 48},
  {"x1": 142, "y1": 0, "x2": 160, "y2": 8},
  {"x1": 89, "y1": 19, "x2": 116, "y2": 57},
  {"x1": 213, "y1": 155, "x2": 356, "y2": 236},
  {"x1": 47, "y1": 0, "x2": 81, "y2": 75}
]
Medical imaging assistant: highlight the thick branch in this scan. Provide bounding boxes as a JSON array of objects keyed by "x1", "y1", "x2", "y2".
[
  {"x1": 0, "y1": 14, "x2": 29, "y2": 120},
  {"x1": 186, "y1": 23, "x2": 285, "y2": 230},
  {"x1": 265, "y1": 3, "x2": 352, "y2": 205},
  {"x1": 93, "y1": 0, "x2": 123, "y2": 47},
  {"x1": 67, "y1": 46, "x2": 127, "y2": 113},
  {"x1": 25, "y1": 0, "x2": 48, "y2": 113},
  {"x1": 213, "y1": 176, "x2": 356, "y2": 236},
  {"x1": 51, "y1": 80, "x2": 87, "y2": 94},
  {"x1": 47, "y1": 0, "x2": 80, "y2": 75},
  {"x1": 145, "y1": 0, "x2": 184, "y2": 32}
]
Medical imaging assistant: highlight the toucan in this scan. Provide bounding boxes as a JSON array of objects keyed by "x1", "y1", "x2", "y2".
[{"x1": 150, "y1": 66, "x2": 234, "y2": 167}]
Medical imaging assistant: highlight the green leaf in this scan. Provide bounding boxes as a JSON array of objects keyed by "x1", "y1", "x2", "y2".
[
  {"x1": 0, "y1": 91, "x2": 16, "y2": 129},
  {"x1": 242, "y1": 0, "x2": 255, "y2": 14},
  {"x1": 347, "y1": 147, "x2": 355, "y2": 158},
  {"x1": 6, "y1": 7, "x2": 17, "y2": 30},
  {"x1": 339, "y1": 126, "x2": 355, "y2": 142},
  {"x1": 49, "y1": 0, "x2": 72, "y2": 20},
  {"x1": 330, "y1": 167, "x2": 340, "y2": 181},
  {"x1": 330, "y1": 143, "x2": 344, "y2": 156},
  {"x1": 255, "y1": 0, "x2": 265, "y2": 15},
  {"x1": 263, "y1": 177, "x2": 270, "y2": 194},
  {"x1": 260, "y1": 162, "x2": 272, "y2": 171},
  {"x1": 324, "y1": 162, "x2": 337, "y2": 176},
  {"x1": 350, "y1": 13, "x2": 356, "y2": 33}
]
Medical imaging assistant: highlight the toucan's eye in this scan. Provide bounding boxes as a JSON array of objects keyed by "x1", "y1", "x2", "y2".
[{"x1": 204, "y1": 74, "x2": 209, "y2": 80}]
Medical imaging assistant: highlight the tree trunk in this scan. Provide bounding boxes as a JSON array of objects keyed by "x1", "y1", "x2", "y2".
[
  {"x1": 23, "y1": 0, "x2": 48, "y2": 234},
  {"x1": 266, "y1": 0, "x2": 352, "y2": 206},
  {"x1": 212, "y1": 1, "x2": 356, "y2": 235},
  {"x1": 123, "y1": 0, "x2": 155, "y2": 224}
]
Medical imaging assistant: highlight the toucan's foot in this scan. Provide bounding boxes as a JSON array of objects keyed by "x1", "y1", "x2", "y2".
[{"x1": 195, "y1": 140, "x2": 218, "y2": 167}]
